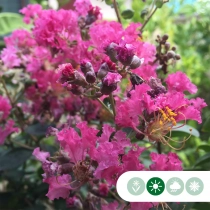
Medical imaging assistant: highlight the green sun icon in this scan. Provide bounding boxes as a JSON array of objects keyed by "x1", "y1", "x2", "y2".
[{"x1": 146, "y1": 177, "x2": 165, "y2": 195}]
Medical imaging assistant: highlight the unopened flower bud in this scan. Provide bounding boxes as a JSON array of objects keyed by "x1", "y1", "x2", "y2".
[
  {"x1": 175, "y1": 54, "x2": 181, "y2": 60},
  {"x1": 167, "y1": 50, "x2": 176, "y2": 59},
  {"x1": 69, "y1": 85, "x2": 84, "y2": 95},
  {"x1": 162, "y1": 34, "x2": 169, "y2": 41},
  {"x1": 164, "y1": 42, "x2": 170, "y2": 51},
  {"x1": 86, "y1": 71, "x2": 96, "y2": 83},
  {"x1": 130, "y1": 56, "x2": 144, "y2": 69},
  {"x1": 116, "y1": 43, "x2": 135, "y2": 66},
  {"x1": 46, "y1": 127, "x2": 58, "y2": 137},
  {"x1": 95, "y1": 92, "x2": 103, "y2": 98},
  {"x1": 80, "y1": 61, "x2": 94, "y2": 75},
  {"x1": 86, "y1": 6, "x2": 100, "y2": 25},
  {"x1": 136, "y1": 133, "x2": 145, "y2": 140},
  {"x1": 105, "y1": 42, "x2": 118, "y2": 62},
  {"x1": 155, "y1": 0, "x2": 165, "y2": 8},
  {"x1": 101, "y1": 83, "x2": 117, "y2": 95},
  {"x1": 59, "y1": 163, "x2": 73, "y2": 174},
  {"x1": 97, "y1": 63, "x2": 109, "y2": 79},
  {"x1": 171, "y1": 46, "x2": 176, "y2": 51},
  {"x1": 141, "y1": 7, "x2": 149, "y2": 19},
  {"x1": 57, "y1": 63, "x2": 88, "y2": 86}
]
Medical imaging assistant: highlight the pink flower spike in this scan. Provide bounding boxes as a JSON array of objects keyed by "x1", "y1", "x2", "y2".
[
  {"x1": 33, "y1": 147, "x2": 50, "y2": 162},
  {"x1": 166, "y1": 71, "x2": 198, "y2": 94}
]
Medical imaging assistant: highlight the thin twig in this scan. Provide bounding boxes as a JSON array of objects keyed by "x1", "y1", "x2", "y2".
[
  {"x1": 140, "y1": 7, "x2": 158, "y2": 33},
  {"x1": 10, "y1": 139, "x2": 34, "y2": 150},
  {"x1": 109, "y1": 190, "x2": 124, "y2": 205},
  {"x1": 0, "y1": 77, "x2": 13, "y2": 105},
  {"x1": 96, "y1": 98, "x2": 114, "y2": 117},
  {"x1": 157, "y1": 142, "x2": 162, "y2": 154},
  {"x1": 112, "y1": 0, "x2": 122, "y2": 24},
  {"x1": 109, "y1": 93, "x2": 116, "y2": 117}
]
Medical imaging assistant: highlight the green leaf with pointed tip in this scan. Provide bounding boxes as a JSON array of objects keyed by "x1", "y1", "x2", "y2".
[
  {"x1": 105, "y1": 0, "x2": 112, "y2": 6},
  {"x1": 0, "y1": 148, "x2": 31, "y2": 171},
  {"x1": 197, "y1": 144, "x2": 210, "y2": 152},
  {"x1": 0, "y1": 13, "x2": 30, "y2": 36},
  {"x1": 193, "y1": 152, "x2": 210, "y2": 167},
  {"x1": 121, "y1": 9, "x2": 134, "y2": 19},
  {"x1": 172, "y1": 123, "x2": 199, "y2": 137},
  {"x1": 202, "y1": 117, "x2": 210, "y2": 132}
]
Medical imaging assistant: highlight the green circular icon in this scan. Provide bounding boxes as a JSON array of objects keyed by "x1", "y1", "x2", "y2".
[
  {"x1": 127, "y1": 177, "x2": 145, "y2": 196},
  {"x1": 185, "y1": 177, "x2": 204, "y2": 196},
  {"x1": 146, "y1": 177, "x2": 165, "y2": 195},
  {"x1": 166, "y1": 177, "x2": 184, "y2": 195}
]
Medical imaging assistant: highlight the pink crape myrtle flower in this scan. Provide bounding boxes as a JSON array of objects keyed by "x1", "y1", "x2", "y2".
[
  {"x1": 166, "y1": 71, "x2": 198, "y2": 94},
  {"x1": 149, "y1": 152, "x2": 183, "y2": 171},
  {"x1": 20, "y1": 4, "x2": 43, "y2": 24},
  {"x1": 1, "y1": 46, "x2": 21, "y2": 68},
  {"x1": 44, "y1": 174, "x2": 72, "y2": 200},
  {"x1": 73, "y1": 0, "x2": 92, "y2": 16},
  {"x1": 4, "y1": 29, "x2": 36, "y2": 48},
  {"x1": 56, "y1": 121, "x2": 99, "y2": 160},
  {"x1": 103, "y1": 72, "x2": 122, "y2": 86}
]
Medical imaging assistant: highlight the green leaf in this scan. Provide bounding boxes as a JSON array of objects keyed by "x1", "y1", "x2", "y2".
[
  {"x1": 201, "y1": 117, "x2": 210, "y2": 132},
  {"x1": 197, "y1": 144, "x2": 210, "y2": 152},
  {"x1": 121, "y1": 9, "x2": 134, "y2": 19},
  {"x1": 193, "y1": 152, "x2": 210, "y2": 167},
  {"x1": 0, "y1": 13, "x2": 30, "y2": 36},
  {"x1": 105, "y1": 0, "x2": 113, "y2": 6},
  {"x1": 0, "y1": 148, "x2": 31, "y2": 171},
  {"x1": 172, "y1": 123, "x2": 199, "y2": 137},
  {"x1": 25, "y1": 123, "x2": 52, "y2": 136}
]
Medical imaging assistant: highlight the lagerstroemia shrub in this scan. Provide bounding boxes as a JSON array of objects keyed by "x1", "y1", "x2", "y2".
[{"x1": 0, "y1": 0, "x2": 207, "y2": 209}]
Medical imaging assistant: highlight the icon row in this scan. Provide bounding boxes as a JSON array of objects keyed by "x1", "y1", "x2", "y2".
[{"x1": 127, "y1": 177, "x2": 204, "y2": 196}]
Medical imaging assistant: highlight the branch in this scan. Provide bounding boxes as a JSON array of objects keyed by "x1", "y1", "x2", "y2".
[
  {"x1": 112, "y1": 0, "x2": 122, "y2": 24},
  {"x1": 140, "y1": 7, "x2": 158, "y2": 33},
  {"x1": 96, "y1": 98, "x2": 114, "y2": 117},
  {"x1": 109, "y1": 93, "x2": 116, "y2": 117}
]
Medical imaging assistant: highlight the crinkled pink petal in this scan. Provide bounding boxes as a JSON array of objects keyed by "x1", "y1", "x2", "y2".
[
  {"x1": 150, "y1": 152, "x2": 182, "y2": 171},
  {"x1": 1, "y1": 46, "x2": 21, "y2": 68},
  {"x1": 98, "y1": 124, "x2": 115, "y2": 143},
  {"x1": 189, "y1": 97, "x2": 207, "y2": 111},
  {"x1": 33, "y1": 147, "x2": 50, "y2": 162},
  {"x1": 73, "y1": 0, "x2": 91, "y2": 16},
  {"x1": 166, "y1": 71, "x2": 197, "y2": 94},
  {"x1": 103, "y1": 72, "x2": 122, "y2": 86},
  {"x1": 76, "y1": 121, "x2": 99, "y2": 147},
  {"x1": 44, "y1": 174, "x2": 71, "y2": 200}
]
